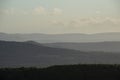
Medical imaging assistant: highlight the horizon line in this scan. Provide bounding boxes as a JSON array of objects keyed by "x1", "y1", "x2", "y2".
[{"x1": 0, "y1": 31, "x2": 120, "y2": 35}]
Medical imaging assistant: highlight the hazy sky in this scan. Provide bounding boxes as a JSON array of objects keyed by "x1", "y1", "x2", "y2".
[{"x1": 0, "y1": 0, "x2": 120, "y2": 34}]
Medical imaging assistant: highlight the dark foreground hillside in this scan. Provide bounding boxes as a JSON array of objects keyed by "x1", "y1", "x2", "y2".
[{"x1": 0, "y1": 64, "x2": 120, "y2": 80}]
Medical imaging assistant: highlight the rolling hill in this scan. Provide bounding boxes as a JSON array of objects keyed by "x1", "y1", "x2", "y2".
[
  {"x1": 0, "y1": 40, "x2": 120, "y2": 67},
  {"x1": 44, "y1": 41, "x2": 120, "y2": 53}
]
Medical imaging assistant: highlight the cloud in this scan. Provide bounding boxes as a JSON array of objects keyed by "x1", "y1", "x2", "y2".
[
  {"x1": 21, "y1": 11, "x2": 28, "y2": 15},
  {"x1": 49, "y1": 17, "x2": 120, "y2": 28},
  {"x1": 68, "y1": 17, "x2": 120, "y2": 27},
  {"x1": 0, "y1": 8, "x2": 29, "y2": 15},
  {"x1": 32, "y1": 7, "x2": 63, "y2": 16},
  {"x1": 33, "y1": 6, "x2": 46, "y2": 15},
  {"x1": 50, "y1": 20, "x2": 65, "y2": 26},
  {"x1": 51, "y1": 8, "x2": 63, "y2": 16},
  {"x1": 0, "y1": 6, "x2": 63, "y2": 16},
  {"x1": 0, "y1": 8, "x2": 15, "y2": 15}
]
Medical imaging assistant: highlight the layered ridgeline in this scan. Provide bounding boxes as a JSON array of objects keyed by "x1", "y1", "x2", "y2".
[
  {"x1": 1, "y1": 32, "x2": 120, "y2": 43},
  {"x1": 44, "y1": 42, "x2": 120, "y2": 53},
  {"x1": 0, "y1": 40, "x2": 120, "y2": 67}
]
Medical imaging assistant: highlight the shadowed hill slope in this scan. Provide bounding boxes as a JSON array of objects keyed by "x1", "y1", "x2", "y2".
[{"x1": 0, "y1": 40, "x2": 120, "y2": 67}]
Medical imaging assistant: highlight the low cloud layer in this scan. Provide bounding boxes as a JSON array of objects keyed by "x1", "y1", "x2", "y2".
[
  {"x1": 50, "y1": 16, "x2": 120, "y2": 28},
  {"x1": 0, "y1": 6, "x2": 63, "y2": 16}
]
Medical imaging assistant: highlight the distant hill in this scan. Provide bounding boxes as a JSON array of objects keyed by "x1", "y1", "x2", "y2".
[
  {"x1": 1, "y1": 32, "x2": 120, "y2": 43},
  {"x1": 44, "y1": 41, "x2": 120, "y2": 53},
  {"x1": 1, "y1": 40, "x2": 120, "y2": 67}
]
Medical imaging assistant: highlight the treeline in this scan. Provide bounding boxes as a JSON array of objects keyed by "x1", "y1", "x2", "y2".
[{"x1": 0, "y1": 64, "x2": 120, "y2": 80}]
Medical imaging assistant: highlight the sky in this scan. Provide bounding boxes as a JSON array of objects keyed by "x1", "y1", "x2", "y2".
[{"x1": 0, "y1": 0, "x2": 120, "y2": 34}]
